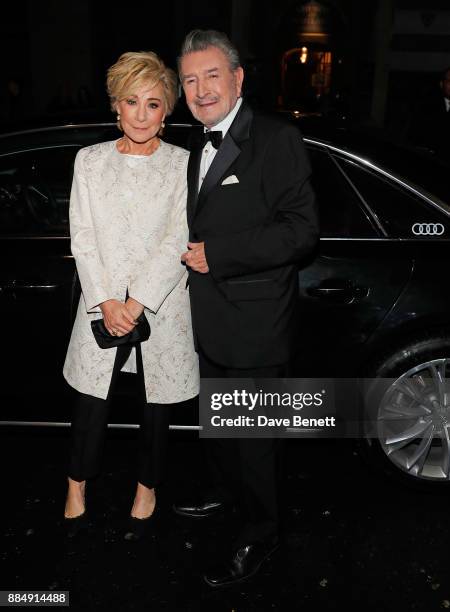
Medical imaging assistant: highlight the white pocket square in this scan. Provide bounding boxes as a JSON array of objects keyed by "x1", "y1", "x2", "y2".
[{"x1": 221, "y1": 175, "x2": 239, "y2": 185}]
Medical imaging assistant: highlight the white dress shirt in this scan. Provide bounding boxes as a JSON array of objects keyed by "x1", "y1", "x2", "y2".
[
  {"x1": 198, "y1": 97, "x2": 243, "y2": 192},
  {"x1": 445, "y1": 97, "x2": 450, "y2": 112}
]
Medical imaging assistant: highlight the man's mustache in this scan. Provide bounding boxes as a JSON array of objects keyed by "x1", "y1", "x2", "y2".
[{"x1": 195, "y1": 97, "x2": 219, "y2": 105}]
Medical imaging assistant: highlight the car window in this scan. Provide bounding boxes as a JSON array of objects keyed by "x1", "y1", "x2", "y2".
[
  {"x1": 338, "y1": 157, "x2": 450, "y2": 239},
  {"x1": 163, "y1": 125, "x2": 200, "y2": 150},
  {"x1": 0, "y1": 146, "x2": 80, "y2": 237},
  {"x1": 307, "y1": 146, "x2": 378, "y2": 238}
]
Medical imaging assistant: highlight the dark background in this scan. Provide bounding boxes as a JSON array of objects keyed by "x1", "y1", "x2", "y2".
[{"x1": 1, "y1": 0, "x2": 450, "y2": 136}]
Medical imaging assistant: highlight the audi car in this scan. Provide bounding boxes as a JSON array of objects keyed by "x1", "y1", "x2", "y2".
[{"x1": 1, "y1": 120, "x2": 450, "y2": 490}]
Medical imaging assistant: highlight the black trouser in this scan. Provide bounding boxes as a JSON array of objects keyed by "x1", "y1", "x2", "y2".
[
  {"x1": 199, "y1": 348, "x2": 287, "y2": 547},
  {"x1": 68, "y1": 344, "x2": 170, "y2": 490}
]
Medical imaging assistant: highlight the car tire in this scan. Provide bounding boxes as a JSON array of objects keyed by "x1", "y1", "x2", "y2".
[{"x1": 359, "y1": 332, "x2": 450, "y2": 490}]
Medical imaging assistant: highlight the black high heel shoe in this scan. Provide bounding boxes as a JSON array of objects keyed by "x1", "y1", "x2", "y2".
[
  {"x1": 63, "y1": 510, "x2": 89, "y2": 538},
  {"x1": 63, "y1": 484, "x2": 87, "y2": 538},
  {"x1": 124, "y1": 507, "x2": 157, "y2": 541}
]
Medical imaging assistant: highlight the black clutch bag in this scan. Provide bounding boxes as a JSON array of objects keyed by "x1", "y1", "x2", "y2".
[{"x1": 91, "y1": 312, "x2": 151, "y2": 349}]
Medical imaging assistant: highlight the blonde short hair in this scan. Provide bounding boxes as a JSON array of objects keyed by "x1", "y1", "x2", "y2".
[{"x1": 106, "y1": 51, "x2": 178, "y2": 115}]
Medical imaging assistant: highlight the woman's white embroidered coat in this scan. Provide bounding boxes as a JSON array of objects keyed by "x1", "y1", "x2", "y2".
[{"x1": 63, "y1": 139, "x2": 199, "y2": 403}]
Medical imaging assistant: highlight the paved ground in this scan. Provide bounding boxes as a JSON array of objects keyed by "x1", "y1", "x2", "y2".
[{"x1": 2, "y1": 427, "x2": 450, "y2": 611}]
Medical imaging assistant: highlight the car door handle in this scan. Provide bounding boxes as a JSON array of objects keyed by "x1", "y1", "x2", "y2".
[
  {"x1": 0, "y1": 282, "x2": 59, "y2": 293},
  {"x1": 306, "y1": 284, "x2": 369, "y2": 302}
]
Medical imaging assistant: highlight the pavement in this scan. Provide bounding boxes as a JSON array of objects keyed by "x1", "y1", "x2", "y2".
[{"x1": 2, "y1": 427, "x2": 450, "y2": 612}]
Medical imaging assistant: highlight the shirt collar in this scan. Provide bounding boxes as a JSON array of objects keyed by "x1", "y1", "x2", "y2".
[{"x1": 204, "y1": 97, "x2": 243, "y2": 136}]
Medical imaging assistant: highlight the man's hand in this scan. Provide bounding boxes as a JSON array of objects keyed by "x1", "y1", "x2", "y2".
[
  {"x1": 100, "y1": 299, "x2": 136, "y2": 337},
  {"x1": 181, "y1": 241, "x2": 209, "y2": 273},
  {"x1": 125, "y1": 297, "x2": 145, "y2": 321}
]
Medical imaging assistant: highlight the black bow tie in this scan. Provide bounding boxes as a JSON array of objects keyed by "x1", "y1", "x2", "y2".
[{"x1": 202, "y1": 130, "x2": 223, "y2": 149}]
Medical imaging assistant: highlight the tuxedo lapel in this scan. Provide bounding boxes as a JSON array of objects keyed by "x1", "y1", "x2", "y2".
[
  {"x1": 194, "y1": 102, "x2": 253, "y2": 218},
  {"x1": 187, "y1": 146, "x2": 202, "y2": 229},
  {"x1": 196, "y1": 136, "x2": 240, "y2": 213}
]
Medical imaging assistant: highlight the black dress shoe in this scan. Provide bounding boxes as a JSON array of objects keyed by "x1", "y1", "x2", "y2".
[
  {"x1": 172, "y1": 499, "x2": 226, "y2": 518},
  {"x1": 63, "y1": 511, "x2": 89, "y2": 538},
  {"x1": 203, "y1": 536, "x2": 280, "y2": 587}
]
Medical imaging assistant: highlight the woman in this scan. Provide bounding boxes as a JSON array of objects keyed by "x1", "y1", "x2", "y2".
[{"x1": 62, "y1": 51, "x2": 199, "y2": 538}]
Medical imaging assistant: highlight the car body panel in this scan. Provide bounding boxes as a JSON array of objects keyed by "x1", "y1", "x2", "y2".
[{"x1": 296, "y1": 239, "x2": 414, "y2": 375}]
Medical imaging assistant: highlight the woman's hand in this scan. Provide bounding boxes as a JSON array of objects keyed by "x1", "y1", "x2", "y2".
[
  {"x1": 125, "y1": 297, "x2": 145, "y2": 321},
  {"x1": 100, "y1": 299, "x2": 136, "y2": 336}
]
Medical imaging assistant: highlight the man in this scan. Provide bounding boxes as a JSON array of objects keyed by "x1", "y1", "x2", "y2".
[
  {"x1": 408, "y1": 66, "x2": 450, "y2": 160},
  {"x1": 176, "y1": 29, "x2": 319, "y2": 587}
]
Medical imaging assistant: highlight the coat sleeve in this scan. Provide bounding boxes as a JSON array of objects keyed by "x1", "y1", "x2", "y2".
[
  {"x1": 69, "y1": 150, "x2": 112, "y2": 313},
  {"x1": 204, "y1": 124, "x2": 319, "y2": 282},
  {"x1": 127, "y1": 164, "x2": 189, "y2": 314}
]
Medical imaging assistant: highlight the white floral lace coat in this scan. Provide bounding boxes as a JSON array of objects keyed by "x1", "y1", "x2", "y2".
[{"x1": 63, "y1": 139, "x2": 199, "y2": 403}]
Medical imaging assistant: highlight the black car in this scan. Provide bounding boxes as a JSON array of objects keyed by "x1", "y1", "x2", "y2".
[{"x1": 1, "y1": 121, "x2": 450, "y2": 489}]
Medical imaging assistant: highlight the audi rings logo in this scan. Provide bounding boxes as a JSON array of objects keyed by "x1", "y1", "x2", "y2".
[{"x1": 412, "y1": 223, "x2": 445, "y2": 236}]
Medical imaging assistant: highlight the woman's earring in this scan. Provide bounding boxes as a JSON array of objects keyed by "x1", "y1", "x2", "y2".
[
  {"x1": 117, "y1": 113, "x2": 122, "y2": 131},
  {"x1": 158, "y1": 120, "x2": 165, "y2": 136}
]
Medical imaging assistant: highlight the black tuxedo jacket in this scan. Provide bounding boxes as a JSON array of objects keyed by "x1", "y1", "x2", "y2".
[{"x1": 186, "y1": 102, "x2": 319, "y2": 368}]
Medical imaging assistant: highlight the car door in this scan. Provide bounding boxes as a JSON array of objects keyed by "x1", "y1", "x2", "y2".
[
  {"x1": 0, "y1": 145, "x2": 79, "y2": 414},
  {"x1": 295, "y1": 144, "x2": 414, "y2": 376},
  {"x1": 338, "y1": 153, "x2": 450, "y2": 341}
]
